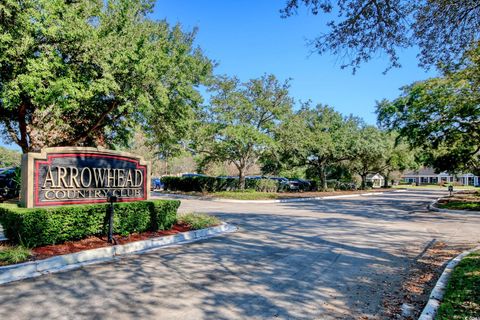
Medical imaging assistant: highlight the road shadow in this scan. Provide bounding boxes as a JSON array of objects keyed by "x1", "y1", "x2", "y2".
[{"x1": 0, "y1": 191, "x2": 476, "y2": 319}]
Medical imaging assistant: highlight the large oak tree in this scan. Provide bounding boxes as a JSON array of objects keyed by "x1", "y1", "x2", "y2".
[
  {"x1": 0, "y1": 0, "x2": 212, "y2": 152},
  {"x1": 273, "y1": 104, "x2": 362, "y2": 190},
  {"x1": 194, "y1": 74, "x2": 293, "y2": 189},
  {"x1": 377, "y1": 47, "x2": 480, "y2": 174}
]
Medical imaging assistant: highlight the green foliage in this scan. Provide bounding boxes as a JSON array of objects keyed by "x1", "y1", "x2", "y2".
[
  {"x1": 0, "y1": 0, "x2": 212, "y2": 152},
  {"x1": 377, "y1": 46, "x2": 480, "y2": 175},
  {"x1": 256, "y1": 179, "x2": 278, "y2": 193},
  {"x1": 326, "y1": 180, "x2": 357, "y2": 191},
  {"x1": 0, "y1": 200, "x2": 180, "y2": 247},
  {"x1": 274, "y1": 104, "x2": 361, "y2": 190},
  {"x1": 0, "y1": 245, "x2": 31, "y2": 265},
  {"x1": 0, "y1": 146, "x2": 20, "y2": 167},
  {"x1": 194, "y1": 74, "x2": 293, "y2": 189},
  {"x1": 282, "y1": 1, "x2": 480, "y2": 72},
  {"x1": 348, "y1": 126, "x2": 389, "y2": 189},
  {"x1": 177, "y1": 213, "x2": 220, "y2": 230},
  {"x1": 438, "y1": 201, "x2": 480, "y2": 211},
  {"x1": 162, "y1": 176, "x2": 281, "y2": 193},
  {"x1": 377, "y1": 131, "x2": 418, "y2": 187},
  {"x1": 436, "y1": 251, "x2": 480, "y2": 319},
  {"x1": 162, "y1": 176, "x2": 238, "y2": 192},
  {"x1": 11, "y1": 166, "x2": 21, "y2": 193}
]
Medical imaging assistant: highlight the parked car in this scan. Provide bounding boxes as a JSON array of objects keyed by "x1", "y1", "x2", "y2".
[
  {"x1": 0, "y1": 167, "x2": 19, "y2": 200},
  {"x1": 151, "y1": 177, "x2": 164, "y2": 190},
  {"x1": 289, "y1": 178, "x2": 312, "y2": 191},
  {"x1": 182, "y1": 173, "x2": 209, "y2": 178},
  {"x1": 265, "y1": 176, "x2": 298, "y2": 191}
]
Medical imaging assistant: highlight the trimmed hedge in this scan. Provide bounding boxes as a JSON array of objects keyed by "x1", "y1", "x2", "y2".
[
  {"x1": 0, "y1": 200, "x2": 180, "y2": 248},
  {"x1": 256, "y1": 179, "x2": 278, "y2": 192},
  {"x1": 162, "y1": 176, "x2": 238, "y2": 192},
  {"x1": 162, "y1": 176, "x2": 274, "y2": 192},
  {"x1": 326, "y1": 180, "x2": 357, "y2": 191}
]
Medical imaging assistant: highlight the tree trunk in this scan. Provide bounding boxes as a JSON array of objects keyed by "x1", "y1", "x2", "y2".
[
  {"x1": 18, "y1": 102, "x2": 29, "y2": 153},
  {"x1": 383, "y1": 171, "x2": 391, "y2": 188},
  {"x1": 319, "y1": 164, "x2": 327, "y2": 191},
  {"x1": 238, "y1": 167, "x2": 246, "y2": 190},
  {"x1": 360, "y1": 174, "x2": 367, "y2": 190}
]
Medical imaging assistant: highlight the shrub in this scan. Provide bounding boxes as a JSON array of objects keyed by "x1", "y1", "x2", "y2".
[
  {"x1": 325, "y1": 180, "x2": 356, "y2": 191},
  {"x1": 0, "y1": 200, "x2": 180, "y2": 247},
  {"x1": 0, "y1": 245, "x2": 31, "y2": 265},
  {"x1": 162, "y1": 176, "x2": 238, "y2": 192},
  {"x1": 326, "y1": 179, "x2": 340, "y2": 190},
  {"x1": 256, "y1": 179, "x2": 278, "y2": 192},
  {"x1": 245, "y1": 178, "x2": 260, "y2": 190},
  {"x1": 177, "y1": 213, "x2": 220, "y2": 230}
]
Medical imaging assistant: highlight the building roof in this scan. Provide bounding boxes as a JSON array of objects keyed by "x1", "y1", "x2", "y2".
[
  {"x1": 366, "y1": 173, "x2": 384, "y2": 180},
  {"x1": 402, "y1": 167, "x2": 477, "y2": 177},
  {"x1": 403, "y1": 167, "x2": 451, "y2": 176}
]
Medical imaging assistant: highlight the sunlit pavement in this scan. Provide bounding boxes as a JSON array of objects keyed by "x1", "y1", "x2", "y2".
[{"x1": 1, "y1": 190, "x2": 479, "y2": 319}]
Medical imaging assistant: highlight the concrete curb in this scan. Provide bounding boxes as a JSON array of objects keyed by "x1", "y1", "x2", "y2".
[
  {"x1": 211, "y1": 192, "x2": 388, "y2": 203},
  {"x1": 427, "y1": 198, "x2": 480, "y2": 214},
  {"x1": 418, "y1": 246, "x2": 480, "y2": 320},
  {"x1": 0, "y1": 223, "x2": 237, "y2": 286},
  {"x1": 154, "y1": 190, "x2": 405, "y2": 204}
]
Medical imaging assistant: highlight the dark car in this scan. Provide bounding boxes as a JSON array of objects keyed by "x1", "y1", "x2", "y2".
[
  {"x1": 0, "y1": 167, "x2": 19, "y2": 200},
  {"x1": 289, "y1": 178, "x2": 312, "y2": 191}
]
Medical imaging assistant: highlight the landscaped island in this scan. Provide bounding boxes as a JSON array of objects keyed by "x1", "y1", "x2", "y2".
[
  {"x1": 437, "y1": 191, "x2": 480, "y2": 211},
  {"x1": 0, "y1": 200, "x2": 220, "y2": 266},
  {"x1": 436, "y1": 250, "x2": 480, "y2": 319}
]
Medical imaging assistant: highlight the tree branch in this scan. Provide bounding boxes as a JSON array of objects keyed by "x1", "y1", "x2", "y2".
[{"x1": 58, "y1": 101, "x2": 118, "y2": 146}]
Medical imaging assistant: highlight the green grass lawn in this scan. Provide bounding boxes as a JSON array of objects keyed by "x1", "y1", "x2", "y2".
[
  {"x1": 438, "y1": 201, "x2": 480, "y2": 211},
  {"x1": 177, "y1": 213, "x2": 221, "y2": 230},
  {"x1": 436, "y1": 251, "x2": 480, "y2": 319},
  {"x1": 210, "y1": 191, "x2": 280, "y2": 200},
  {"x1": 393, "y1": 184, "x2": 479, "y2": 190},
  {"x1": 0, "y1": 245, "x2": 31, "y2": 266}
]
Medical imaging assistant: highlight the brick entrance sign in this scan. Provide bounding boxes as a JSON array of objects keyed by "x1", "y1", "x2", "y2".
[{"x1": 20, "y1": 147, "x2": 151, "y2": 208}]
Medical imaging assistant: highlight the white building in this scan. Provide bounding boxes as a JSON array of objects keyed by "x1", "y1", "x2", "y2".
[
  {"x1": 366, "y1": 173, "x2": 385, "y2": 188},
  {"x1": 402, "y1": 167, "x2": 479, "y2": 186}
]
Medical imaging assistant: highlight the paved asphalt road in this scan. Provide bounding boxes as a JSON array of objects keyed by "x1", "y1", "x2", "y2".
[{"x1": 1, "y1": 190, "x2": 479, "y2": 319}]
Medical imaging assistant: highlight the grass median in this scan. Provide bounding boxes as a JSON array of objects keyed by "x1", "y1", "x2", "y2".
[
  {"x1": 438, "y1": 201, "x2": 480, "y2": 211},
  {"x1": 211, "y1": 191, "x2": 280, "y2": 200},
  {"x1": 177, "y1": 213, "x2": 221, "y2": 230},
  {"x1": 393, "y1": 185, "x2": 479, "y2": 190},
  {"x1": 436, "y1": 250, "x2": 480, "y2": 319},
  {"x1": 0, "y1": 245, "x2": 32, "y2": 266}
]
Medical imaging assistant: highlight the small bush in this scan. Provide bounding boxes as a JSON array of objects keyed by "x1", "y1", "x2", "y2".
[
  {"x1": 178, "y1": 213, "x2": 220, "y2": 230},
  {"x1": 0, "y1": 245, "x2": 31, "y2": 265},
  {"x1": 325, "y1": 180, "x2": 356, "y2": 191},
  {"x1": 256, "y1": 179, "x2": 278, "y2": 192},
  {"x1": 162, "y1": 176, "x2": 238, "y2": 192},
  {"x1": 245, "y1": 179, "x2": 260, "y2": 190},
  {"x1": 0, "y1": 200, "x2": 180, "y2": 247}
]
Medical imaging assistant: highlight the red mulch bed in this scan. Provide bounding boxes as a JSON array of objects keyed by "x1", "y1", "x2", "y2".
[{"x1": 32, "y1": 223, "x2": 192, "y2": 260}]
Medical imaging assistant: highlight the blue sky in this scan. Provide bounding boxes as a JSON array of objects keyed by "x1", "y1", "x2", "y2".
[
  {"x1": 2, "y1": 1, "x2": 437, "y2": 151},
  {"x1": 153, "y1": 0, "x2": 437, "y2": 124}
]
